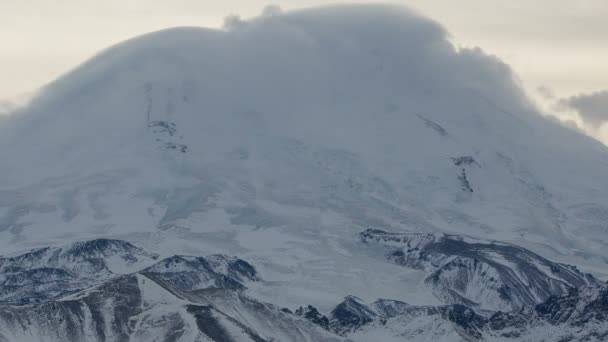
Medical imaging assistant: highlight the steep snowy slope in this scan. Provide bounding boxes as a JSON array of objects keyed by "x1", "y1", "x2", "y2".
[{"x1": 0, "y1": 3, "x2": 607, "y2": 321}]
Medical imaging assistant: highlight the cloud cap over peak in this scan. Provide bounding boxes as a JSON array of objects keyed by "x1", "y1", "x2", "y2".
[{"x1": 17, "y1": 3, "x2": 530, "y2": 124}]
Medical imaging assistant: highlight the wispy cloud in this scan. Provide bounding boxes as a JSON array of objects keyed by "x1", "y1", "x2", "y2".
[{"x1": 560, "y1": 91, "x2": 608, "y2": 128}]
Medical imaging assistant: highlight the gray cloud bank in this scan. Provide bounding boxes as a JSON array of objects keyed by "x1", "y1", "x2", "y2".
[{"x1": 561, "y1": 90, "x2": 608, "y2": 128}]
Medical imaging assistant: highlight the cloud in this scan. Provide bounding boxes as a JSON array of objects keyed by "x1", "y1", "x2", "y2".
[
  {"x1": 7, "y1": 3, "x2": 597, "y2": 157},
  {"x1": 544, "y1": 112, "x2": 585, "y2": 133},
  {"x1": 533, "y1": 85, "x2": 608, "y2": 145},
  {"x1": 26, "y1": 3, "x2": 533, "y2": 121},
  {"x1": 0, "y1": 92, "x2": 34, "y2": 116},
  {"x1": 0, "y1": 99, "x2": 18, "y2": 116},
  {"x1": 560, "y1": 90, "x2": 608, "y2": 128},
  {"x1": 0, "y1": 101, "x2": 10, "y2": 115},
  {"x1": 536, "y1": 86, "x2": 555, "y2": 100}
]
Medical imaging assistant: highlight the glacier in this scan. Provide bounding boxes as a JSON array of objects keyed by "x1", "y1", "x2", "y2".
[{"x1": 0, "y1": 3, "x2": 607, "y2": 341}]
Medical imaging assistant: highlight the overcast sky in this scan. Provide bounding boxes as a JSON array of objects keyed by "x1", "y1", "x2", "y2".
[{"x1": 1, "y1": 0, "x2": 607, "y2": 141}]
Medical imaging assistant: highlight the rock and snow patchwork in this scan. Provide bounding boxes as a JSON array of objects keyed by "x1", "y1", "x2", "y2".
[
  {"x1": 297, "y1": 283, "x2": 608, "y2": 342},
  {"x1": 483, "y1": 281, "x2": 608, "y2": 341},
  {"x1": 190, "y1": 290, "x2": 343, "y2": 342},
  {"x1": 326, "y1": 296, "x2": 486, "y2": 341},
  {"x1": 0, "y1": 239, "x2": 158, "y2": 304},
  {"x1": 329, "y1": 295, "x2": 379, "y2": 335},
  {"x1": 0, "y1": 240, "x2": 345, "y2": 342},
  {"x1": 0, "y1": 275, "x2": 282, "y2": 342},
  {"x1": 0, "y1": 237, "x2": 606, "y2": 342},
  {"x1": 360, "y1": 229, "x2": 597, "y2": 311},
  {"x1": 0, "y1": 238, "x2": 265, "y2": 307},
  {"x1": 141, "y1": 254, "x2": 259, "y2": 291}
]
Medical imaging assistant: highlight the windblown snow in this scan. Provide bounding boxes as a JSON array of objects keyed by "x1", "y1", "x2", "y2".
[{"x1": 0, "y1": 4, "x2": 607, "y2": 341}]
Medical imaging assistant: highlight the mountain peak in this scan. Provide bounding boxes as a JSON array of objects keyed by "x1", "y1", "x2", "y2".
[{"x1": 0, "y1": 6, "x2": 607, "y2": 341}]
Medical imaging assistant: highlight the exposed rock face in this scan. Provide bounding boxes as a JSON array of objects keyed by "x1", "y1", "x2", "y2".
[
  {"x1": 148, "y1": 119, "x2": 188, "y2": 153},
  {"x1": 329, "y1": 296, "x2": 379, "y2": 335},
  {"x1": 451, "y1": 156, "x2": 480, "y2": 167},
  {"x1": 296, "y1": 305, "x2": 330, "y2": 330},
  {"x1": 360, "y1": 229, "x2": 597, "y2": 311}
]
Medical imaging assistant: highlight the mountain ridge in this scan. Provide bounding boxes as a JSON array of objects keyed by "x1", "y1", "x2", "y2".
[{"x1": 0, "y1": 237, "x2": 606, "y2": 341}]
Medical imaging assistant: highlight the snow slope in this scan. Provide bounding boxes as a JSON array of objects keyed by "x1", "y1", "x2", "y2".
[{"x1": 0, "y1": 2, "x2": 607, "y2": 324}]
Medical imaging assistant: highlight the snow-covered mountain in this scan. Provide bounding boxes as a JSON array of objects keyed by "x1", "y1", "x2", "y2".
[
  {"x1": 0, "y1": 239, "x2": 158, "y2": 305},
  {"x1": 321, "y1": 284, "x2": 608, "y2": 342},
  {"x1": 360, "y1": 229, "x2": 597, "y2": 311},
  {"x1": 0, "y1": 3, "x2": 607, "y2": 341},
  {"x1": 0, "y1": 272, "x2": 343, "y2": 341},
  {"x1": 0, "y1": 238, "x2": 606, "y2": 341},
  {"x1": 0, "y1": 239, "x2": 342, "y2": 341}
]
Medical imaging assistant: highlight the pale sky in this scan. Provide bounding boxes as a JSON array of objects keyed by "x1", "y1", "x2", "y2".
[{"x1": 1, "y1": 1, "x2": 607, "y2": 136}]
